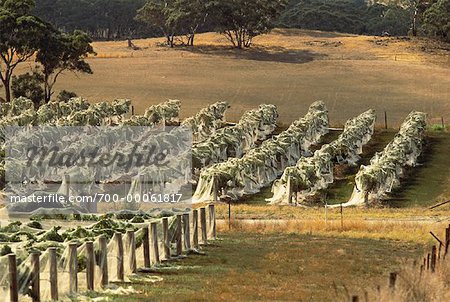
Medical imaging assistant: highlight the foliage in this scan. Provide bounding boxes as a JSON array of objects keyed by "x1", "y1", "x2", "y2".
[
  {"x1": 34, "y1": 0, "x2": 149, "y2": 40},
  {"x1": 422, "y1": 0, "x2": 450, "y2": 42},
  {"x1": 166, "y1": 0, "x2": 213, "y2": 46},
  {"x1": 0, "y1": 245, "x2": 12, "y2": 256},
  {"x1": 0, "y1": 221, "x2": 22, "y2": 233},
  {"x1": 136, "y1": 0, "x2": 178, "y2": 47},
  {"x1": 26, "y1": 220, "x2": 43, "y2": 229},
  {"x1": 40, "y1": 226, "x2": 65, "y2": 242},
  {"x1": 213, "y1": 0, "x2": 287, "y2": 48},
  {"x1": 429, "y1": 124, "x2": 445, "y2": 131},
  {"x1": 278, "y1": 0, "x2": 412, "y2": 36},
  {"x1": 11, "y1": 70, "x2": 44, "y2": 106},
  {"x1": 1, "y1": 1, "x2": 94, "y2": 104},
  {"x1": 136, "y1": 0, "x2": 286, "y2": 48},
  {"x1": 57, "y1": 90, "x2": 77, "y2": 102},
  {"x1": 30, "y1": 0, "x2": 449, "y2": 43},
  {"x1": 277, "y1": 0, "x2": 449, "y2": 37},
  {"x1": 36, "y1": 29, "x2": 95, "y2": 102},
  {"x1": 365, "y1": 4, "x2": 411, "y2": 36},
  {"x1": 0, "y1": 0, "x2": 47, "y2": 102},
  {"x1": 279, "y1": 0, "x2": 367, "y2": 34}
]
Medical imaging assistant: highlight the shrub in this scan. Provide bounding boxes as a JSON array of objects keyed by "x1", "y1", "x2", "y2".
[
  {"x1": 57, "y1": 90, "x2": 78, "y2": 102},
  {"x1": 11, "y1": 71, "x2": 45, "y2": 107}
]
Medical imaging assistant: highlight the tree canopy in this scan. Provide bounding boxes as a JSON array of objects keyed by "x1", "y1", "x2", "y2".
[
  {"x1": 214, "y1": 0, "x2": 288, "y2": 48},
  {"x1": 0, "y1": 0, "x2": 47, "y2": 102},
  {"x1": 422, "y1": 0, "x2": 450, "y2": 42},
  {"x1": 34, "y1": 0, "x2": 149, "y2": 40},
  {"x1": 1, "y1": 0, "x2": 94, "y2": 103},
  {"x1": 36, "y1": 29, "x2": 95, "y2": 102},
  {"x1": 278, "y1": 0, "x2": 413, "y2": 36}
]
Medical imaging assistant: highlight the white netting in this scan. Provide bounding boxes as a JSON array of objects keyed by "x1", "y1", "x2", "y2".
[
  {"x1": 0, "y1": 255, "x2": 11, "y2": 302},
  {"x1": 268, "y1": 109, "x2": 376, "y2": 205},
  {"x1": 181, "y1": 101, "x2": 229, "y2": 143},
  {"x1": 191, "y1": 104, "x2": 278, "y2": 169},
  {"x1": 192, "y1": 101, "x2": 329, "y2": 203},
  {"x1": 340, "y1": 111, "x2": 427, "y2": 207}
]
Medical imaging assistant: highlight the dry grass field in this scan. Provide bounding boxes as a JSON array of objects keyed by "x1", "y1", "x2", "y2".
[
  {"x1": 26, "y1": 28, "x2": 450, "y2": 127},
  {"x1": 106, "y1": 232, "x2": 424, "y2": 302}
]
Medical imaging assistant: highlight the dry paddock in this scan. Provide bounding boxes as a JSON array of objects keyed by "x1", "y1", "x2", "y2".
[{"x1": 14, "y1": 29, "x2": 450, "y2": 127}]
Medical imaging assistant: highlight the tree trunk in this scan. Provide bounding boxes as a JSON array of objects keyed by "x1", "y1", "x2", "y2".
[
  {"x1": 45, "y1": 87, "x2": 51, "y2": 103},
  {"x1": 412, "y1": 9, "x2": 418, "y2": 36},
  {"x1": 189, "y1": 25, "x2": 198, "y2": 46},
  {"x1": 44, "y1": 75, "x2": 51, "y2": 103},
  {"x1": 166, "y1": 35, "x2": 175, "y2": 48},
  {"x1": 3, "y1": 78, "x2": 11, "y2": 103},
  {"x1": 237, "y1": 35, "x2": 243, "y2": 49},
  {"x1": 244, "y1": 36, "x2": 252, "y2": 48}
]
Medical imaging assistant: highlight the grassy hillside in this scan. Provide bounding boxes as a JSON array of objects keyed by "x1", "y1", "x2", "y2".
[{"x1": 37, "y1": 29, "x2": 450, "y2": 127}]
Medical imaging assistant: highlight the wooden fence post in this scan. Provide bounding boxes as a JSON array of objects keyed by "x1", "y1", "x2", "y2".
[
  {"x1": 429, "y1": 231, "x2": 443, "y2": 260},
  {"x1": 228, "y1": 200, "x2": 232, "y2": 230},
  {"x1": 351, "y1": 296, "x2": 359, "y2": 302},
  {"x1": 142, "y1": 226, "x2": 151, "y2": 268},
  {"x1": 176, "y1": 214, "x2": 183, "y2": 256},
  {"x1": 200, "y1": 207, "x2": 207, "y2": 244},
  {"x1": 192, "y1": 209, "x2": 199, "y2": 249},
  {"x1": 287, "y1": 176, "x2": 293, "y2": 204},
  {"x1": 213, "y1": 177, "x2": 218, "y2": 202},
  {"x1": 208, "y1": 204, "x2": 216, "y2": 240},
  {"x1": 183, "y1": 213, "x2": 191, "y2": 251},
  {"x1": 445, "y1": 226, "x2": 450, "y2": 258},
  {"x1": 431, "y1": 245, "x2": 437, "y2": 273},
  {"x1": 389, "y1": 272, "x2": 397, "y2": 291},
  {"x1": 63, "y1": 174, "x2": 70, "y2": 197},
  {"x1": 68, "y1": 243, "x2": 78, "y2": 294},
  {"x1": 162, "y1": 218, "x2": 170, "y2": 260},
  {"x1": 384, "y1": 111, "x2": 388, "y2": 129},
  {"x1": 31, "y1": 252, "x2": 40, "y2": 302},
  {"x1": 8, "y1": 254, "x2": 18, "y2": 302},
  {"x1": 427, "y1": 253, "x2": 430, "y2": 270},
  {"x1": 126, "y1": 230, "x2": 137, "y2": 273},
  {"x1": 98, "y1": 236, "x2": 108, "y2": 287},
  {"x1": 139, "y1": 174, "x2": 145, "y2": 199},
  {"x1": 115, "y1": 232, "x2": 124, "y2": 281},
  {"x1": 86, "y1": 241, "x2": 95, "y2": 291},
  {"x1": 48, "y1": 248, "x2": 58, "y2": 301},
  {"x1": 150, "y1": 222, "x2": 160, "y2": 264}
]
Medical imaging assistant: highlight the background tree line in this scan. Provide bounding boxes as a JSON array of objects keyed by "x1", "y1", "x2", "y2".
[
  {"x1": 33, "y1": 0, "x2": 449, "y2": 43},
  {"x1": 34, "y1": 0, "x2": 152, "y2": 40},
  {"x1": 1, "y1": 0, "x2": 448, "y2": 105},
  {"x1": 279, "y1": 0, "x2": 448, "y2": 40}
]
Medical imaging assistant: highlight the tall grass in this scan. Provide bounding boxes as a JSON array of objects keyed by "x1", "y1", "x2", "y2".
[
  {"x1": 367, "y1": 258, "x2": 450, "y2": 301},
  {"x1": 218, "y1": 218, "x2": 446, "y2": 244}
]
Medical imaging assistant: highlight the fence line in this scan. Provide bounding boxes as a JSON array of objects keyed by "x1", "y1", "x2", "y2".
[
  {"x1": 4, "y1": 205, "x2": 216, "y2": 302},
  {"x1": 351, "y1": 224, "x2": 450, "y2": 301}
]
